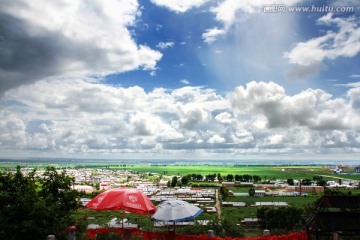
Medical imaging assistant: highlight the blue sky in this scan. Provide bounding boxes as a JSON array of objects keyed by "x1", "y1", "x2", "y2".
[{"x1": 0, "y1": 0, "x2": 360, "y2": 161}]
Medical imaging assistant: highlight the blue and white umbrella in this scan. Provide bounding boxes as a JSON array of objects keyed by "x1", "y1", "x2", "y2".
[{"x1": 151, "y1": 199, "x2": 203, "y2": 222}]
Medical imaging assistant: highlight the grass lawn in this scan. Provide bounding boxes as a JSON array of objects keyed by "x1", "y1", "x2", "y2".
[{"x1": 72, "y1": 208, "x2": 155, "y2": 230}]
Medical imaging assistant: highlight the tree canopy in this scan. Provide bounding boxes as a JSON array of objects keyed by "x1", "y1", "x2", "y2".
[
  {"x1": 0, "y1": 166, "x2": 80, "y2": 240},
  {"x1": 257, "y1": 206, "x2": 304, "y2": 232}
]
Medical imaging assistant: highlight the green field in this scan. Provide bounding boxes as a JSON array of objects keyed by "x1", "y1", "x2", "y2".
[
  {"x1": 2, "y1": 163, "x2": 359, "y2": 181},
  {"x1": 107, "y1": 165, "x2": 360, "y2": 181}
]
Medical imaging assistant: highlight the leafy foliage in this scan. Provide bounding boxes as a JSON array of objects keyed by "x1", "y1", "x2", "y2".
[
  {"x1": 0, "y1": 166, "x2": 80, "y2": 240},
  {"x1": 286, "y1": 178, "x2": 294, "y2": 186},
  {"x1": 222, "y1": 216, "x2": 244, "y2": 238},
  {"x1": 248, "y1": 188, "x2": 255, "y2": 197},
  {"x1": 171, "y1": 176, "x2": 178, "y2": 187},
  {"x1": 219, "y1": 186, "x2": 230, "y2": 200},
  {"x1": 256, "y1": 206, "x2": 304, "y2": 231},
  {"x1": 313, "y1": 175, "x2": 327, "y2": 186},
  {"x1": 301, "y1": 179, "x2": 312, "y2": 186},
  {"x1": 181, "y1": 174, "x2": 191, "y2": 185},
  {"x1": 226, "y1": 174, "x2": 234, "y2": 181},
  {"x1": 177, "y1": 216, "x2": 223, "y2": 236},
  {"x1": 205, "y1": 173, "x2": 217, "y2": 182}
]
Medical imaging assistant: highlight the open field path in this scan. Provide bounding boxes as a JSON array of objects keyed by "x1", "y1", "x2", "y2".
[
  {"x1": 215, "y1": 189, "x2": 221, "y2": 219},
  {"x1": 319, "y1": 174, "x2": 359, "y2": 182}
]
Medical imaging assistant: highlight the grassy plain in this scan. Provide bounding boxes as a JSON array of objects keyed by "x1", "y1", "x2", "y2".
[
  {"x1": 2, "y1": 162, "x2": 359, "y2": 181},
  {"x1": 109, "y1": 165, "x2": 360, "y2": 181}
]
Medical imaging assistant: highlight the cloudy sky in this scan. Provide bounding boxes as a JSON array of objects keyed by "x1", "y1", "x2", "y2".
[{"x1": 1, "y1": 0, "x2": 360, "y2": 161}]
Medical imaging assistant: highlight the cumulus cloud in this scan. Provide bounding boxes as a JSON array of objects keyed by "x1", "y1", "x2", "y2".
[
  {"x1": 150, "y1": 0, "x2": 209, "y2": 13},
  {"x1": 0, "y1": 110, "x2": 26, "y2": 148},
  {"x1": 1, "y1": 79, "x2": 228, "y2": 154},
  {"x1": 2, "y1": 79, "x2": 360, "y2": 158},
  {"x1": 229, "y1": 81, "x2": 360, "y2": 130},
  {"x1": 348, "y1": 87, "x2": 360, "y2": 109},
  {"x1": 284, "y1": 13, "x2": 360, "y2": 66},
  {"x1": 208, "y1": 134, "x2": 225, "y2": 144},
  {"x1": 215, "y1": 112, "x2": 235, "y2": 125},
  {"x1": 0, "y1": 0, "x2": 162, "y2": 96}
]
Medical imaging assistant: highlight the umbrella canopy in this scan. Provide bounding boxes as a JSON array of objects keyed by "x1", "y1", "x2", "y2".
[
  {"x1": 151, "y1": 200, "x2": 203, "y2": 222},
  {"x1": 85, "y1": 187, "x2": 155, "y2": 215}
]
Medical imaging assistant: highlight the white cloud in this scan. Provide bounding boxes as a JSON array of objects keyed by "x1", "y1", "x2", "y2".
[
  {"x1": 156, "y1": 24, "x2": 163, "y2": 31},
  {"x1": 0, "y1": 110, "x2": 27, "y2": 148},
  {"x1": 350, "y1": 74, "x2": 360, "y2": 78},
  {"x1": 180, "y1": 79, "x2": 190, "y2": 85},
  {"x1": 215, "y1": 112, "x2": 235, "y2": 125},
  {"x1": 208, "y1": 134, "x2": 225, "y2": 144},
  {"x1": 284, "y1": 13, "x2": 360, "y2": 66},
  {"x1": 268, "y1": 134, "x2": 283, "y2": 145},
  {"x1": 229, "y1": 81, "x2": 360, "y2": 130},
  {"x1": 331, "y1": 0, "x2": 360, "y2": 7},
  {"x1": 335, "y1": 82, "x2": 360, "y2": 88},
  {"x1": 0, "y1": 0, "x2": 162, "y2": 95},
  {"x1": 150, "y1": 0, "x2": 209, "y2": 13},
  {"x1": 156, "y1": 41, "x2": 175, "y2": 49},
  {"x1": 202, "y1": 28, "x2": 226, "y2": 44},
  {"x1": 150, "y1": 71, "x2": 157, "y2": 77},
  {"x1": 2, "y1": 79, "x2": 360, "y2": 158},
  {"x1": 348, "y1": 87, "x2": 360, "y2": 109},
  {"x1": 203, "y1": 0, "x2": 302, "y2": 43}
]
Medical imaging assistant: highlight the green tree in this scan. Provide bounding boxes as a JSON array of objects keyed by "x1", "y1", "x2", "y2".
[
  {"x1": 253, "y1": 175, "x2": 261, "y2": 182},
  {"x1": 177, "y1": 215, "x2": 223, "y2": 236},
  {"x1": 226, "y1": 174, "x2": 234, "y2": 182},
  {"x1": 222, "y1": 217, "x2": 244, "y2": 237},
  {"x1": 243, "y1": 174, "x2": 252, "y2": 182},
  {"x1": 301, "y1": 179, "x2": 312, "y2": 186},
  {"x1": 191, "y1": 173, "x2": 197, "y2": 181},
  {"x1": 181, "y1": 174, "x2": 190, "y2": 185},
  {"x1": 257, "y1": 206, "x2": 304, "y2": 231},
  {"x1": 313, "y1": 175, "x2": 323, "y2": 182},
  {"x1": 287, "y1": 178, "x2": 294, "y2": 185},
  {"x1": 171, "y1": 176, "x2": 178, "y2": 187},
  {"x1": 0, "y1": 166, "x2": 79, "y2": 240},
  {"x1": 313, "y1": 175, "x2": 327, "y2": 186},
  {"x1": 248, "y1": 187, "x2": 255, "y2": 197},
  {"x1": 217, "y1": 173, "x2": 223, "y2": 182},
  {"x1": 219, "y1": 186, "x2": 230, "y2": 200},
  {"x1": 206, "y1": 173, "x2": 216, "y2": 182}
]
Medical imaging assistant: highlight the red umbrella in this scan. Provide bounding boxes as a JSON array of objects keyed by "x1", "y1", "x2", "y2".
[
  {"x1": 85, "y1": 188, "x2": 155, "y2": 239},
  {"x1": 85, "y1": 187, "x2": 155, "y2": 214}
]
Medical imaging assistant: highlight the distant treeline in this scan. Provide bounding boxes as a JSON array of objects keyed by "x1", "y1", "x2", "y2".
[{"x1": 180, "y1": 173, "x2": 262, "y2": 183}]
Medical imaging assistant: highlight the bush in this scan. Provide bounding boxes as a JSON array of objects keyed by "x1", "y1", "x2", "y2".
[
  {"x1": 222, "y1": 216, "x2": 244, "y2": 238},
  {"x1": 0, "y1": 166, "x2": 80, "y2": 240},
  {"x1": 256, "y1": 206, "x2": 304, "y2": 231}
]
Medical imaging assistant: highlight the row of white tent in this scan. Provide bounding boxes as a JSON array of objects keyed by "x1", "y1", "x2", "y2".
[
  {"x1": 149, "y1": 196, "x2": 214, "y2": 203},
  {"x1": 253, "y1": 202, "x2": 288, "y2": 207}
]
